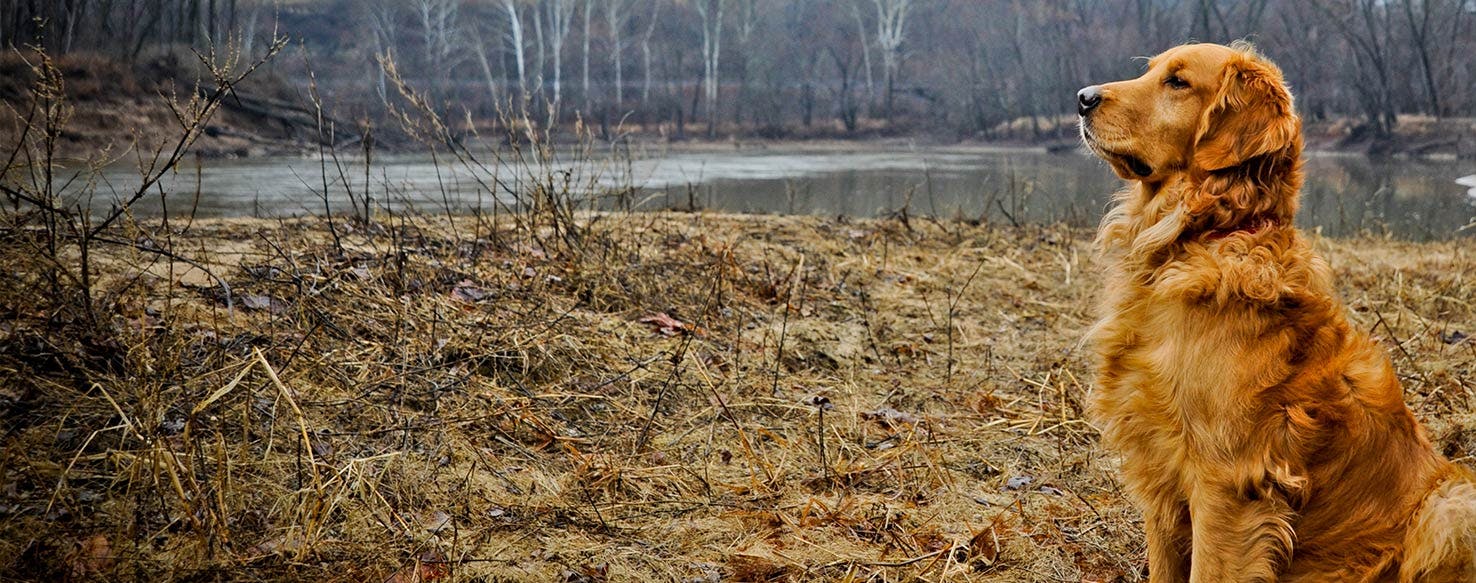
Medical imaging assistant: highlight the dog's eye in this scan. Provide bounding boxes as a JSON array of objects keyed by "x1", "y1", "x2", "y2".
[{"x1": 1165, "y1": 75, "x2": 1190, "y2": 90}]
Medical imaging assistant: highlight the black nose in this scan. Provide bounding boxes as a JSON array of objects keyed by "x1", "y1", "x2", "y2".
[{"x1": 1077, "y1": 86, "x2": 1102, "y2": 116}]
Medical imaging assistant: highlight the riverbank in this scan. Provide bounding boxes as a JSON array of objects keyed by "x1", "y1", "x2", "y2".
[
  {"x1": 7, "y1": 52, "x2": 1475, "y2": 162},
  {"x1": 2, "y1": 211, "x2": 1472, "y2": 581}
]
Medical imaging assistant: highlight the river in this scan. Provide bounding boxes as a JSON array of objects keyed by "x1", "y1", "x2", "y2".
[{"x1": 89, "y1": 145, "x2": 1474, "y2": 240}]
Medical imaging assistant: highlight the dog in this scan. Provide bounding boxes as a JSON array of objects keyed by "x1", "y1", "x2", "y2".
[{"x1": 1080, "y1": 41, "x2": 1476, "y2": 582}]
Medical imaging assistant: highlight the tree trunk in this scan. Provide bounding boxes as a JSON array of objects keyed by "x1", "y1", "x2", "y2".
[
  {"x1": 639, "y1": 1, "x2": 660, "y2": 106},
  {"x1": 503, "y1": 0, "x2": 527, "y2": 100},
  {"x1": 696, "y1": 0, "x2": 725, "y2": 138},
  {"x1": 608, "y1": 0, "x2": 629, "y2": 108},
  {"x1": 533, "y1": 5, "x2": 544, "y2": 99},
  {"x1": 582, "y1": 0, "x2": 591, "y2": 114},
  {"x1": 1401, "y1": 0, "x2": 1442, "y2": 116},
  {"x1": 851, "y1": 1, "x2": 875, "y2": 112},
  {"x1": 474, "y1": 32, "x2": 500, "y2": 107}
]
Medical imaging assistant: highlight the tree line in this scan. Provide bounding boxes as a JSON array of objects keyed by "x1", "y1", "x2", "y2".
[{"x1": 4, "y1": 0, "x2": 1474, "y2": 140}]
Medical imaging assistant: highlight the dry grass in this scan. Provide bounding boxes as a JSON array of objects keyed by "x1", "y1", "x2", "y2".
[{"x1": 0, "y1": 211, "x2": 1472, "y2": 582}]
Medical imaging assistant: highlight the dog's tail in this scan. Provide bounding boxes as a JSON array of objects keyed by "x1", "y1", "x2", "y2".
[{"x1": 1401, "y1": 468, "x2": 1476, "y2": 582}]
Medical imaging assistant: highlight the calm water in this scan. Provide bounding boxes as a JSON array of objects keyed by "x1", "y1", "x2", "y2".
[{"x1": 88, "y1": 146, "x2": 1475, "y2": 240}]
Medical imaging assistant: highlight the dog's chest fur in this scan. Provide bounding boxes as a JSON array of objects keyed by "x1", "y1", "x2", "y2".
[{"x1": 1088, "y1": 240, "x2": 1305, "y2": 493}]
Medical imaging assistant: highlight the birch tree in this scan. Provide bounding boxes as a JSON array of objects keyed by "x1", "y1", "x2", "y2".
[
  {"x1": 366, "y1": 0, "x2": 402, "y2": 102},
  {"x1": 639, "y1": 0, "x2": 664, "y2": 105},
  {"x1": 544, "y1": 0, "x2": 576, "y2": 108},
  {"x1": 415, "y1": 0, "x2": 460, "y2": 94},
  {"x1": 469, "y1": 13, "x2": 501, "y2": 103},
  {"x1": 501, "y1": 0, "x2": 528, "y2": 99},
  {"x1": 695, "y1": 0, "x2": 727, "y2": 137},
  {"x1": 605, "y1": 0, "x2": 637, "y2": 107},
  {"x1": 581, "y1": 0, "x2": 592, "y2": 113},
  {"x1": 870, "y1": 0, "x2": 913, "y2": 120}
]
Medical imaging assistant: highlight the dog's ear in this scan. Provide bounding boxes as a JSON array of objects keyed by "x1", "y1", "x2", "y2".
[{"x1": 1193, "y1": 50, "x2": 1300, "y2": 172}]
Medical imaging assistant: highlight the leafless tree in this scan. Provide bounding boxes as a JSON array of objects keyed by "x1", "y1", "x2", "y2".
[
  {"x1": 869, "y1": 0, "x2": 913, "y2": 120},
  {"x1": 415, "y1": 0, "x2": 461, "y2": 95},
  {"x1": 695, "y1": 0, "x2": 727, "y2": 137},
  {"x1": 581, "y1": 0, "x2": 592, "y2": 113},
  {"x1": 6, "y1": 0, "x2": 1476, "y2": 144},
  {"x1": 544, "y1": 0, "x2": 576, "y2": 108},
  {"x1": 1314, "y1": 0, "x2": 1399, "y2": 134},
  {"x1": 366, "y1": 0, "x2": 402, "y2": 102},
  {"x1": 731, "y1": 0, "x2": 761, "y2": 125},
  {"x1": 639, "y1": 0, "x2": 663, "y2": 106},
  {"x1": 502, "y1": 0, "x2": 530, "y2": 99},
  {"x1": 605, "y1": 0, "x2": 636, "y2": 108},
  {"x1": 850, "y1": 0, "x2": 875, "y2": 111},
  {"x1": 1191, "y1": 0, "x2": 1272, "y2": 41},
  {"x1": 1396, "y1": 0, "x2": 1468, "y2": 117},
  {"x1": 469, "y1": 10, "x2": 502, "y2": 104}
]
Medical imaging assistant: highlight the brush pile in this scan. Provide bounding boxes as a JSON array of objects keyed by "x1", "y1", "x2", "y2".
[{"x1": 2, "y1": 208, "x2": 1473, "y2": 582}]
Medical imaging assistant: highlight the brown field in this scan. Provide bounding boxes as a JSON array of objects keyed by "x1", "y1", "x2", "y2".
[{"x1": 1, "y1": 211, "x2": 1473, "y2": 582}]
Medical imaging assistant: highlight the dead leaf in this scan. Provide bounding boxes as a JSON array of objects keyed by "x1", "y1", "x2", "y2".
[
  {"x1": 561, "y1": 562, "x2": 609, "y2": 582},
  {"x1": 451, "y1": 280, "x2": 489, "y2": 303},
  {"x1": 861, "y1": 407, "x2": 920, "y2": 428},
  {"x1": 967, "y1": 527, "x2": 1000, "y2": 565},
  {"x1": 382, "y1": 551, "x2": 449, "y2": 583},
  {"x1": 240, "y1": 294, "x2": 288, "y2": 314},
  {"x1": 67, "y1": 534, "x2": 113, "y2": 578},
  {"x1": 728, "y1": 552, "x2": 788, "y2": 582},
  {"x1": 248, "y1": 531, "x2": 305, "y2": 556},
  {"x1": 638, "y1": 312, "x2": 703, "y2": 337},
  {"x1": 420, "y1": 510, "x2": 452, "y2": 533}
]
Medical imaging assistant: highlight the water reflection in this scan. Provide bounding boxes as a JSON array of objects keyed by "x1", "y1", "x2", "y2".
[{"x1": 88, "y1": 147, "x2": 1474, "y2": 240}]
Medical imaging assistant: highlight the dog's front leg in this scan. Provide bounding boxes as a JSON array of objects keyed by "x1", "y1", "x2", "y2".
[
  {"x1": 1121, "y1": 455, "x2": 1192, "y2": 582},
  {"x1": 1143, "y1": 497, "x2": 1192, "y2": 583},
  {"x1": 1187, "y1": 484, "x2": 1295, "y2": 583}
]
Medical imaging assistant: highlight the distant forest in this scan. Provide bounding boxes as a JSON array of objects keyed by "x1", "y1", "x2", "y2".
[{"x1": 4, "y1": 1, "x2": 1475, "y2": 140}]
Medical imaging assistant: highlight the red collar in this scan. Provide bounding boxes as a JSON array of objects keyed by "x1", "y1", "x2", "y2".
[{"x1": 1203, "y1": 218, "x2": 1278, "y2": 241}]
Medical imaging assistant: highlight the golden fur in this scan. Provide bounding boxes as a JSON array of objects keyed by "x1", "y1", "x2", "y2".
[{"x1": 1081, "y1": 42, "x2": 1476, "y2": 582}]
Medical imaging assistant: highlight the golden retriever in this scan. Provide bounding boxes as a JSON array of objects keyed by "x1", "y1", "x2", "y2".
[{"x1": 1080, "y1": 42, "x2": 1476, "y2": 582}]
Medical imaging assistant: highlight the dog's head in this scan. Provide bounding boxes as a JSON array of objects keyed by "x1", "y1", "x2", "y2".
[
  {"x1": 1079, "y1": 42, "x2": 1302, "y2": 235},
  {"x1": 1078, "y1": 42, "x2": 1299, "y2": 181}
]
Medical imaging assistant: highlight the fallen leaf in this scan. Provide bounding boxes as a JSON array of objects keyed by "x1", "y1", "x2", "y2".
[
  {"x1": 420, "y1": 510, "x2": 452, "y2": 533},
  {"x1": 248, "y1": 531, "x2": 305, "y2": 556},
  {"x1": 451, "y1": 280, "x2": 489, "y2": 303},
  {"x1": 967, "y1": 527, "x2": 1000, "y2": 565},
  {"x1": 639, "y1": 312, "x2": 700, "y2": 337},
  {"x1": 561, "y1": 562, "x2": 609, "y2": 582},
  {"x1": 728, "y1": 552, "x2": 788, "y2": 582},
  {"x1": 382, "y1": 551, "x2": 449, "y2": 583},
  {"x1": 1004, "y1": 475, "x2": 1034, "y2": 491},
  {"x1": 67, "y1": 534, "x2": 113, "y2": 578},
  {"x1": 240, "y1": 294, "x2": 288, "y2": 314},
  {"x1": 861, "y1": 407, "x2": 920, "y2": 428}
]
